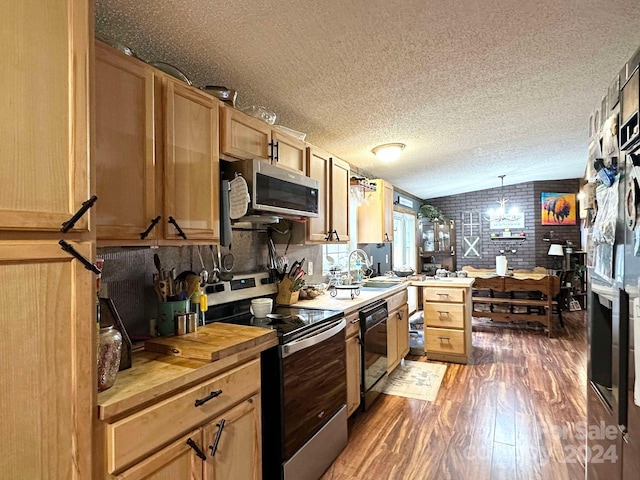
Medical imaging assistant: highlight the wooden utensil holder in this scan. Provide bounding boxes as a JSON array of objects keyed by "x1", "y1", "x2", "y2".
[{"x1": 276, "y1": 277, "x2": 299, "y2": 305}]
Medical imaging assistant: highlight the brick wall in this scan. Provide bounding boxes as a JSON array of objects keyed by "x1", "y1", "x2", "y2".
[{"x1": 428, "y1": 178, "x2": 582, "y2": 270}]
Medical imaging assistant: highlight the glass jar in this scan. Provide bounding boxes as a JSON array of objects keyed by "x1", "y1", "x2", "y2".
[{"x1": 97, "y1": 326, "x2": 122, "y2": 392}]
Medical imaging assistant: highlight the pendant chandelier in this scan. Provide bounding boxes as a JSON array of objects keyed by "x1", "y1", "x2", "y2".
[{"x1": 483, "y1": 175, "x2": 522, "y2": 222}]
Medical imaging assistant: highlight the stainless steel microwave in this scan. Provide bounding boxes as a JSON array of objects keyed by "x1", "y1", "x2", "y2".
[{"x1": 221, "y1": 159, "x2": 319, "y2": 218}]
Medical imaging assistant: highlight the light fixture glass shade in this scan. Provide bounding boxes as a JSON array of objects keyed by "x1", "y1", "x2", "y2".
[
  {"x1": 372, "y1": 143, "x2": 405, "y2": 162},
  {"x1": 548, "y1": 244, "x2": 564, "y2": 256}
]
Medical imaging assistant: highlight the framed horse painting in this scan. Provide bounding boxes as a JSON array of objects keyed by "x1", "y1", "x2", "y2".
[{"x1": 541, "y1": 192, "x2": 577, "y2": 225}]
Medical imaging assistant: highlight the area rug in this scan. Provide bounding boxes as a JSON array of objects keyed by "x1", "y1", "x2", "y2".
[{"x1": 373, "y1": 360, "x2": 447, "y2": 402}]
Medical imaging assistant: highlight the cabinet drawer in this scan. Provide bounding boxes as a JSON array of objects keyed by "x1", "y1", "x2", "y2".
[
  {"x1": 107, "y1": 359, "x2": 260, "y2": 474},
  {"x1": 386, "y1": 289, "x2": 408, "y2": 313},
  {"x1": 424, "y1": 302, "x2": 465, "y2": 329},
  {"x1": 345, "y1": 312, "x2": 360, "y2": 338},
  {"x1": 425, "y1": 327, "x2": 465, "y2": 355},
  {"x1": 423, "y1": 287, "x2": 464, "y2": 303}
]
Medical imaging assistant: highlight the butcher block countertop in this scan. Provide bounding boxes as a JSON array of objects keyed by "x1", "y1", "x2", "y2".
[{"x1": 97, "y1": 323, "x2": 277, "y2": 421}]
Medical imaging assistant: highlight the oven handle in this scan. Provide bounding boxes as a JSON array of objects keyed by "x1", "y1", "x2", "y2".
[{"x1": 282, "y1": 318, "x2": 346, "y2": 358}]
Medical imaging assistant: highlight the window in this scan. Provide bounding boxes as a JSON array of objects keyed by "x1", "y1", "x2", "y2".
[{"x1": 393, "y1": 210, "x2": 417, "y2": 269}]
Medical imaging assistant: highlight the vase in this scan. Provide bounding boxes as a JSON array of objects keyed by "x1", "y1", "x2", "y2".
[{"x1": 98, "y1": 326, "x2": 122, "y2": 392}]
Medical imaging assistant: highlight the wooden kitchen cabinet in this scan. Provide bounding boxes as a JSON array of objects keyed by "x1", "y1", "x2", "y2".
[
  {"x1": 0, "y1": 0, "x2": 90, "y2": 233},
  {"x1": 306, "y1": 146, "x2": 350, "y2": 243},
  {"x1": 163, "y1": 79, "x2": 220, "y2": 242},
  {"x1": 387, "y1": 289, "x2": 409, "y2": 372},
  {"x1": 95, "y1": 42, "x2": 157, "y2": 242},
  {"x1": 202, "y1": 395, "x2": 261, "y2": 480},
  {"x1": 97, "y1": 355, "x2": 263, "y2": 479},
  {"x1": 345, "y1": 311, "x2": 361, "y2": 416},
  {"x1": 1, "y1": 1, "x2": 94, "y2": 478},
  {"x1": 0, "y1": 242, "x2": 94, "y2": 479},
  {"x1": 95, "y1": 43, "x2": 220, "y2": 244},
  {"x1": 115, "y1": 431, "x2": 204, "y2": 480},
  {"x1": 357, "y1": 179, "x2": 394, "y2": 243},
  {"x1": 219, "y1": 106, "x2": 306, "y2": 174},
  {"x1": 423, "y1": 285, "x2": 472, "y2": 364}
]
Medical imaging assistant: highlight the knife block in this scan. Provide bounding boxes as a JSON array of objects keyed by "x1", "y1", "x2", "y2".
[{"x1": 276, "y1": 277, "x2": 299, "y2": 305}]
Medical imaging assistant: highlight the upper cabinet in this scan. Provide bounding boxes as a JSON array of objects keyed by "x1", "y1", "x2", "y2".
[
  {"x1": 219, "y1": 105, "x2": 306, "y2": 174},
  {"x1": 307, "y1": 146, "x2": 350, "y2": 243},
  {"x1": 0, "y1": 0, "x2": 90, "y2": 233},
  {"x1": 95, "y1": 43, "x2": 219, "y2": 245},
  {"x1": 357, "y1": 179, "x2": 394, "y2": 243}
]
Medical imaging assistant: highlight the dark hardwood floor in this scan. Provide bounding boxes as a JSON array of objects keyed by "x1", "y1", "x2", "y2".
[{"x1": 322, "y1": 311, "x2": 587, "y2": 480}]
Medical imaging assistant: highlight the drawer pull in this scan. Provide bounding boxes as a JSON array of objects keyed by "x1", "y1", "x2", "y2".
[
  {"x1": 209, "y1": 419, "x2": 226, "y2": 457},
  {"x1": 194, "y1": 389, "x2": 223, "y2": 407},
  {"x1": 436, "y1": 310, "x2": 450, "y2": 316},
  {"x1": 437, "y1": 293, "x2": 450, "y2": 298},
  {"x1": 186, "y1": 438, "x2": 206, "y2": 461},
  {"x1": 350, "y1": 319, "x2": 359, "y2": 324},
  {"x1": 437, "y1": 336, "x2": 451, "y2": 343}
]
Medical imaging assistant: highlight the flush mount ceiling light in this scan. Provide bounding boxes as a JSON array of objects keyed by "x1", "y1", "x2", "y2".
[
  {"x1": 372, "y1": 143, "x2": 405, "y2": 162},
  {"x1": 483, "y1": 174, "x2": 522, "y2": 223}
]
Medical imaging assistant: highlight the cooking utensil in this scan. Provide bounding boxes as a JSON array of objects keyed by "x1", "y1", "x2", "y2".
[
  {"x1": 222, "y1": 250, "x2": 234, "y2": 272},
  {"x1": 195, "y1": 246, "x2": 208, "y2": 286},
  {"x1": 153, "y1": 253, "x2": 162, "y2": 274},
  {"x1": 199, "y1": 85, "x2": 237, "y2": 107},
  {"x1": 209, "y1": 245, "x2": 220, "y2": 283},
  {"x1": 215, "y1": 244, "x2": 233, "y2": 281}
]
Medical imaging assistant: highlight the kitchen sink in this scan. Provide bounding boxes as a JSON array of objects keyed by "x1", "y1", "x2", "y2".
[{"x1": 360, "y1": 281, "x2": 397, "y2": 289}]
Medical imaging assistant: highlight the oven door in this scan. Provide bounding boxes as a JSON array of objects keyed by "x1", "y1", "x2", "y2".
[{"x1": 281, "y1": 318, "x2": 346, "y2": 460}]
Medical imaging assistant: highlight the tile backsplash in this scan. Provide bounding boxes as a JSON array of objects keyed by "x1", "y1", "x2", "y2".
[{"x1": 98, "y1": 229, "x2": 323, "y2": 337}]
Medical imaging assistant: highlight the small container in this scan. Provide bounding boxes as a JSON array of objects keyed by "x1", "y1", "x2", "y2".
[
  {"x1": 175, "y1": 314, "x2": 188, "y2": 336},
  {"x1": 187, "y1": 312, "x2": 198, "y2": 333},
  {"x1": 97, "y1": 326, "x2": 122, "y2": 392}
]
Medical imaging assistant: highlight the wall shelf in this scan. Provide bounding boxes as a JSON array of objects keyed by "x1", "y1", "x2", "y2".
[{"x1": 490, "y1": 236, "x2": 527, "y2": 242}]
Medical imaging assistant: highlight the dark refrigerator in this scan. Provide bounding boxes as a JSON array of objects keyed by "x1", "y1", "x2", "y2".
[{"x1": 587, "y1": 149, "x2": 640, "y2": 480}]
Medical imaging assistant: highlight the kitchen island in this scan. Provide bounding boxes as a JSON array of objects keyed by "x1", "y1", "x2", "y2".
[{"x1": 411, "y1": 277, "x2": 475, "y2": 364}]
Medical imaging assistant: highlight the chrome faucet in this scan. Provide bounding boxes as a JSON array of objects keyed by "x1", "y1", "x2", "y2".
[{"x1": 345, "y1": 249, "x2": 370, "y2": 285}]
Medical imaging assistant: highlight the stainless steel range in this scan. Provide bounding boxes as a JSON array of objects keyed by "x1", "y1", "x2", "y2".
[{"x1": 204, "y1": 272, "x2": 348, "y2": 480}]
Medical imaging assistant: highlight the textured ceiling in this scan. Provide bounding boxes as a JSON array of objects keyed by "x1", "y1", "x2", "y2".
[{"x1": 95, "y1": 0, "x2": 640, "y2": 199}]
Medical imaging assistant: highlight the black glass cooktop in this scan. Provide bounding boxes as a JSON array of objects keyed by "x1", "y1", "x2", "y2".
[{"x1": 211, "y1": 306, "x2": 343, "y2": 343}]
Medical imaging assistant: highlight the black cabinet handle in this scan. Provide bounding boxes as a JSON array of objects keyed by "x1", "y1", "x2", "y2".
[
  {"x1": 186, "y1": 438, "x2": 206, "y2": 461},
  {"x1": 140, "y1": 215, "x2": 161, "y2": 240},
  {"x1": 59, "y1": 240, "x2": 101, "y2": 274},
  {"x1": 194, "y1": 389, "x2": 223, "y2": 407},
  {"x1": 324, "y1": 231, "x2": 333, "y2": 241},
  {"x1": 274, "y1": 141, "x2": 279, "y2": 162},
  {"x1": 167, "y1": 216, "x2": 187, "y2": 240},
  {"x1": 384, "y1": 232, "x2": 390, "y2": 242},
  {"x1": 333, "y1": 230, "x2": 340, "y2": 241},
  {"x1": 61, "y1": 195, "x2": 98, "y2": 233},
  {"x1": 209, "y1": 419, "x2": 226, "y2": 457}
]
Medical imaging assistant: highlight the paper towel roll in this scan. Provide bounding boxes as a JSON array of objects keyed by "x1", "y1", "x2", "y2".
[{"x1": 496, "y1": 256, "x2": 507, "y2": 276}]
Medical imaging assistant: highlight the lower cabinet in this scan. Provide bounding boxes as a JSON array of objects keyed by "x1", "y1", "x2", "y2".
[
  {"x1": 345, "y1": 311, "x2": 361, "y2": 416},
  {"x1": 114, "y1": 431, "x2": 204, "y2": 480},
  {"x1": 202, "y1": 396, "x2": 261, "y2": 480},
  {"x1": 99, "y1": 359, "x2": 262, "y2": 479},
  {"x1": 422, "y1": 285, "x2": 472, "y2": 364},
  {"x1": 387, "y1": 289, "x2": 410, "y2": 372}
]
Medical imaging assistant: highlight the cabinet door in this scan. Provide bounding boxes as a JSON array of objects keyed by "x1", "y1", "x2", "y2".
[
  {"x1": 329, "y1": 157, "x2": 350, "y2": 242},
  {"x1": 0, "y1": 0, "x2": 90, "y2": 232},
  {"x1": 95, "y1": 43, "x2": 157, "y2": 242},
  {"x1": 346, "y1": 334, "x2": 362, "y2": 416},
  {"x1": 396, "y1": 304, "x2": 410, "y2": 360},
  {"x1": 382, "y1": 182, "x2": 394, "y2": 242},
  {"x1": 203, "y1": 396, "x2": 261, "y2": 480},
  {"x1": 0, "y1": 242, "x2": 94, "y2": 479},
  {"x1": 164, "y1": 81, "x2": 220, "y2": 242},
  {"x1": 219, "y1": 106, "x2": 271, "y2": 160},
  {"x1": 387, "y1": 311, "x2": 399, "y2": 372},
  {"x1": 307, "y1": 147, "x2": 331, "y2": 242},
  {"x1": 116, "y1": 431, "x2": 204, "y2": 480},
  {"x1": 272, "y1": 131, "x2": 306, "y2": 174}
]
